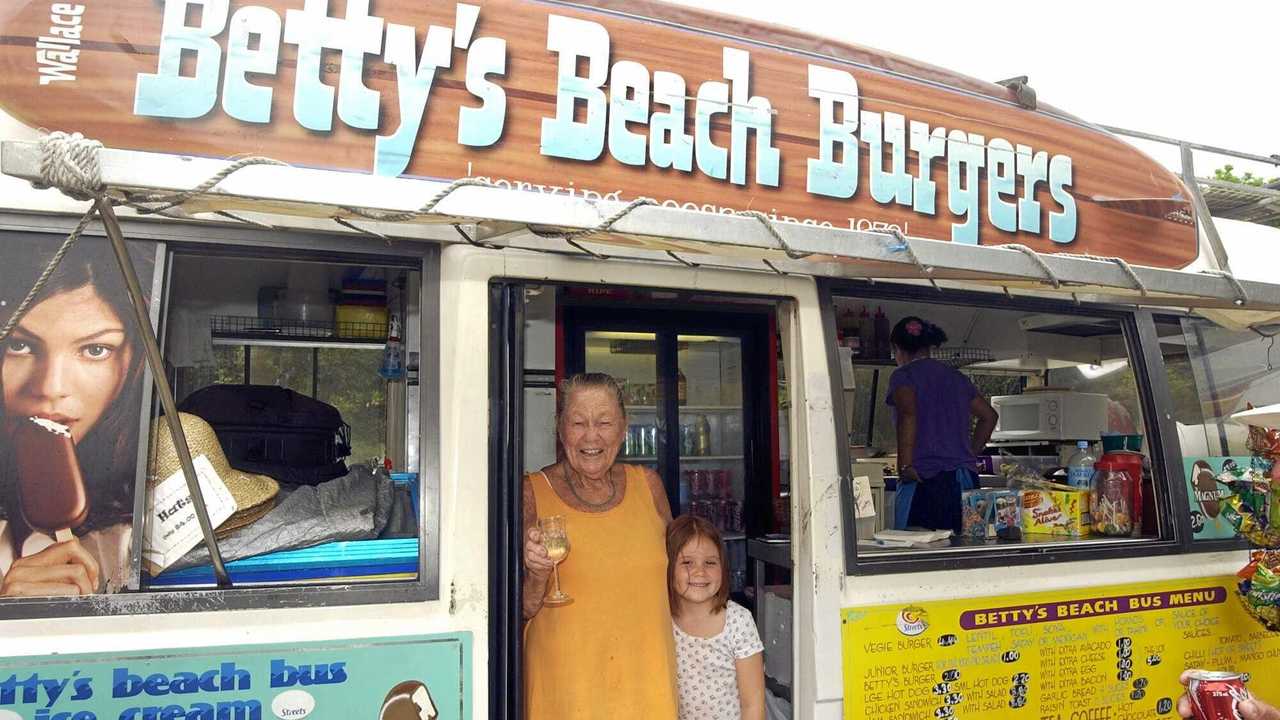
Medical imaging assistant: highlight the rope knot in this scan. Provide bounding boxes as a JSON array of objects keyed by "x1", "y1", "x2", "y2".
[{"x1": 36, "y1": 131, "x2": 104, "y2": 201}]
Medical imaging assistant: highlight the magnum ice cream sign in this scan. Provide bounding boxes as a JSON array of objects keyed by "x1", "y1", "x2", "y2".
[
  {"x1": 1191, "y1": 460, "x2": 1230, "y2": 519},
  {"x1": 1185, "y1": 457, "x2": 1247, "y2": 540}
]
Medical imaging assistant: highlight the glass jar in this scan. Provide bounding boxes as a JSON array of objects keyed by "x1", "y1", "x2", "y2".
[{"x1": 1091, "y1": 468, "x2": 1134, "y2": 536}]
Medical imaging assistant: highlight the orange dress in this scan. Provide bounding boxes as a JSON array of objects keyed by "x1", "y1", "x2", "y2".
[{"x1": 524, "y1": 465, "x2": 678, "y2": 720}]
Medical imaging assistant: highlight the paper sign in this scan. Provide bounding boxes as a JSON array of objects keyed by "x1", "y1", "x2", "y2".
[
  {"x1": 144, "y1": 454, "x2": 237, "y2": 574},
  {"x1": 852, "y1": 476, "x2": 876, "y2": 519}
]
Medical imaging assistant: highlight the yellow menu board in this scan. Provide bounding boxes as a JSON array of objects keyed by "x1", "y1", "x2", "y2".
[{"x1": 841, "y1": 576, "x2": 1280, "y2": 719}]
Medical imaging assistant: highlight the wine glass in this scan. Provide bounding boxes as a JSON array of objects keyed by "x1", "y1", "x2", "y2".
[{"x1": 538, "y1": 515, "x2": 572, "y2": 606}]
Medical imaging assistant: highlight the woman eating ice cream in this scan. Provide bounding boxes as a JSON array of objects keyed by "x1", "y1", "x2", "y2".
[{"x1": 0, "y1": 237, "x2": 152, "y2": 597}]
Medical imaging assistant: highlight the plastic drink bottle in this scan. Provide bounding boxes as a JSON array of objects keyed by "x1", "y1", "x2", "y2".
[{"x1": 1067, "y1": 440, "x2": 1095, "y2": 489}]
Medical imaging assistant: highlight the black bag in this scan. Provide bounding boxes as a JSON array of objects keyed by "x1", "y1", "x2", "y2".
[{"x1": 178, "y1": 384, "x2": 352, "y2": 485}]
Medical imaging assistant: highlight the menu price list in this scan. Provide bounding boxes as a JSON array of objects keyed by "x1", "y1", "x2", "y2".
[{"x1": 841, "y1": 577, "x2": 1280, "y2": 720}]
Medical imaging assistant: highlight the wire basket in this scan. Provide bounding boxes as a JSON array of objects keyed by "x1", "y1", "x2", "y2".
[
  {"x1": 209, "y1": 314, "x2": 386, "y2": 341},
  {"x1": 935, "y1": 346, "x2": 994, "y2": 368}
]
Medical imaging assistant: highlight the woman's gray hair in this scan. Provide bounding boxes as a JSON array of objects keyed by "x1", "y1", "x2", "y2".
[{"x1": 557, "y1": 372, "x2": 627, "y2": 423}]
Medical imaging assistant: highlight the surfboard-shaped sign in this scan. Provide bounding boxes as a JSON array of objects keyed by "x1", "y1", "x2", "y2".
[{"x1": 0, "y1": 0, "x2": 1197, "y2": 267}]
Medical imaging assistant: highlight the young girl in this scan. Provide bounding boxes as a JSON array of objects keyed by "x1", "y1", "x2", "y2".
[{"x1": 667, "y1": 515, "x2": 765, "y2": 720}]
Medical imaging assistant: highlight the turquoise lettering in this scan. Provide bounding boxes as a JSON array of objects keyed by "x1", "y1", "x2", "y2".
[
  {"x1": 540, "y1": 15, "x2": 608, "y2": 161},
  {"x1": 806, "y1": 64, "x2": 858, "y2": 198},
  {"x1": 134, "y1": 0, "x2": 227, "y2": 119}
]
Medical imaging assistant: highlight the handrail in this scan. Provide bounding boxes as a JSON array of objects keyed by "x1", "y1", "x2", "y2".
[{"x1": 1101, "y1": 125, "x2": 1280, "y2": 169}]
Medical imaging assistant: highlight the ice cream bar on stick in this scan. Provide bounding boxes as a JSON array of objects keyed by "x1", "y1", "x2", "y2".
[{"x1": 15, "y1": 416, "x2": 89, "y2": 541}]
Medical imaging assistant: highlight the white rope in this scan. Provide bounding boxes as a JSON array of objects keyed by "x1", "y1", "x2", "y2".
[
  {"x1": 996, "y1": 243, "x2": 1062, "y2": 289},
  {"x1": 33, "y1": 131, "x2": 104, "y2": 200},
  {"x1": 123, "y1": 156, "x2": 289, "y2": 213},
  {"x1": 567, "y1": 196, "x2": 656, "y2": 242},
  {"x1": 341, "y1": 176, "x2": 493, "y2": 223},
  {"x1": 529, "y1": 196, "x2": 658, "y2": 259},
  {"x1": 735, "y1": 210, "x2": 811, "y2": 259},
  {"x1": 1200, "y1": 269, "x2": 1249, "y2": 307},
  {"x1": 886, "y1": 228, "x2": 940, "y2": 291},
  {"x1": 1055, "y1": 252, "x2": 1148, "y2": 296}
]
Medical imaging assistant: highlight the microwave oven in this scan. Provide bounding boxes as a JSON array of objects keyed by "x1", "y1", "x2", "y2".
[{"x1": 989, "y1": 391, "x2": 1108, "y2": 442}]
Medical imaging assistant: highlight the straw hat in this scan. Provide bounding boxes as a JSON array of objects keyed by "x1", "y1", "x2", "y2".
[{"x1": 147, "y1": 413, "x2": 278, "y2": 537}]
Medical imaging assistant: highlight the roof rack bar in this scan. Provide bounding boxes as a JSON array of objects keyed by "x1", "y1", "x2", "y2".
[
  {"x1": 5, "y1": 140, "x2": 1280, "y2": 313},
  {"x1": 1179, "y1": 143, "x2": 1232, "y2": 272},
  {"x1": 1102, "y1": 125, "x2": 1280, "y2": 167}
]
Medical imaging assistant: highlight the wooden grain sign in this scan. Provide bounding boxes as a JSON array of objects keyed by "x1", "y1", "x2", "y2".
[{"x1": 0, "y1": 0, "x2": 1198, "y2": 267}]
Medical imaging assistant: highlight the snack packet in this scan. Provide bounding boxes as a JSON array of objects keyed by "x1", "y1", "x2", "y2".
[
  {"x1": 961, "y1": 491, "x2": 991, "y2": 538},
  {"x1": 1247, "y1": 420, "x2": 1280, "y2": 461},
  {"x1": 1247, "y1": 564, "x2": 1280, "y2": 611}
]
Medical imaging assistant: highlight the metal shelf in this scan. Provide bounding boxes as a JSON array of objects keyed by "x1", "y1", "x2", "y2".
[{"x1": 209, "y1": 314, "x2": 386, "y2": 344}]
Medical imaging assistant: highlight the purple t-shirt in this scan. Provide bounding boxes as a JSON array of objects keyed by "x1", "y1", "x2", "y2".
[{"x1": 886, "y1": 358, "x2": 978, "y2": 478}]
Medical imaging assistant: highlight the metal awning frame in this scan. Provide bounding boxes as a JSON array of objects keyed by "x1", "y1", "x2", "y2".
[{"x1": 4, "y1": 139, "x2": 1278, "y2": 315}]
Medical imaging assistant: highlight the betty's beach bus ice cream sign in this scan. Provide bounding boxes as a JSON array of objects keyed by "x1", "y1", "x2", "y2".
[{"x1": 0, "y1": 0, "x2": 1197, "y2": 266}]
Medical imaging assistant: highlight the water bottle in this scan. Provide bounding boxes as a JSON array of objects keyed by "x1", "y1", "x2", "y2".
[
  {"x1": 1067, "y1": 441, "x2": 1095, "y2": 489},
  {"x1": 379, "y1": 313, "x2": 405, "y2": 380}
]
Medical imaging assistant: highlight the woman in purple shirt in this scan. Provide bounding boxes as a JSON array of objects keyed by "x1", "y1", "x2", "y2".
[{"x1": 886, "y1": 317, "x2": 999, "y2": 534}]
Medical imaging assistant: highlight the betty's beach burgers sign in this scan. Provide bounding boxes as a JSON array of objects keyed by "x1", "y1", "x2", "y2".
[{"x1": 1, "y1": 0, "x2": 1197, "y2": 266}]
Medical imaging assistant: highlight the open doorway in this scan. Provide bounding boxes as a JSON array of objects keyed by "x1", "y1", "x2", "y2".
[{"x1": 489, "y1": 282, "x2": 795, "y2": 720}]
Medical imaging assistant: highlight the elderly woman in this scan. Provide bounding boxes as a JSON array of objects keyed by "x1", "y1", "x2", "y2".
[{"x1": 523, "y1": 372, "x2": 678, "y2": 719}]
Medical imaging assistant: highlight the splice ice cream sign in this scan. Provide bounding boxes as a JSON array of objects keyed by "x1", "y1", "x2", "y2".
[{"x1": 128, "y1": 0, "x2": 1078, "y2": 246}]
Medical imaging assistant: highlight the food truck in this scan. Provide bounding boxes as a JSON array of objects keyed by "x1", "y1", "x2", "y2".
[{"x1": 1, "y1": 0, "x2": 1280, "y2": 718}]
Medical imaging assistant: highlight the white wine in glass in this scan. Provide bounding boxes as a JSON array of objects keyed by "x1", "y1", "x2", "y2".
[{"x1": 538, "y1": 515, "x2": 572, "y2": 606}]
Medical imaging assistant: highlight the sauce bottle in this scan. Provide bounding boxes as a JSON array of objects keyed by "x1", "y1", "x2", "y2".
[{"x1": 873, "y1": 307, "x2": 891, "y2": 359}]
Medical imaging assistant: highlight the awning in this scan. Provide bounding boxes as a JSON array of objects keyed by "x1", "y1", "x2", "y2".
[{"x1": 5, "y1": 138, "x2": 1277, "y2": 323}]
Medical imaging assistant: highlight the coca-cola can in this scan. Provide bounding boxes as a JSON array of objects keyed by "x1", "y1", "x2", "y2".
[{"x1": 1187, "y1": 670, "x2": 1250, "y2": 720}]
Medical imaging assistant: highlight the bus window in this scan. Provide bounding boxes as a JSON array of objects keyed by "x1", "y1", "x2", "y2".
[
  {"x1": 1, "y1": 239, "x2": 432, "y2": 607},
  {"x1": 1172, "y1": 316, "x2": 1280, "y2": 542},
  {"x1": 833, "y1": 290, "x2": 1171, "y2": 572}
]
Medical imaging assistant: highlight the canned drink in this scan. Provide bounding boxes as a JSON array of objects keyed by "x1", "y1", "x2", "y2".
[
  {"x1": 704, "y1": 499, "x2": 720, "y2": 528},
  {"x1": 693, "y1": 470, "x2": 709, "y2": 499},
  {"x1": 1187, "y1": 670, "x2": 1250, "y2": 720},
  {"x1": 715, "y1": 469, "x2": 731, "y2": 498},
  {"x1": 717, "y1": 499, "x2": 733, "y2": 530}
]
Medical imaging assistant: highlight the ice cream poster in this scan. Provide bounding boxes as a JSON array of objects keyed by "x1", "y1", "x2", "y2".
[
  {"x1": 1183, "y1": 457, "x2": 1251, "y2": 541},
  {"x1": 0, "y1": 233, "x2": 159, "y2": 596},
  {"x1": 0, "y1": 633, "x2": 471, "y2": 720}
]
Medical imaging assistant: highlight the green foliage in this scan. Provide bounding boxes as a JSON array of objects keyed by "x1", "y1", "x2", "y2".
[{"x1": 1214, "y1": 164, "x2": 1279, "y2": 188}]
